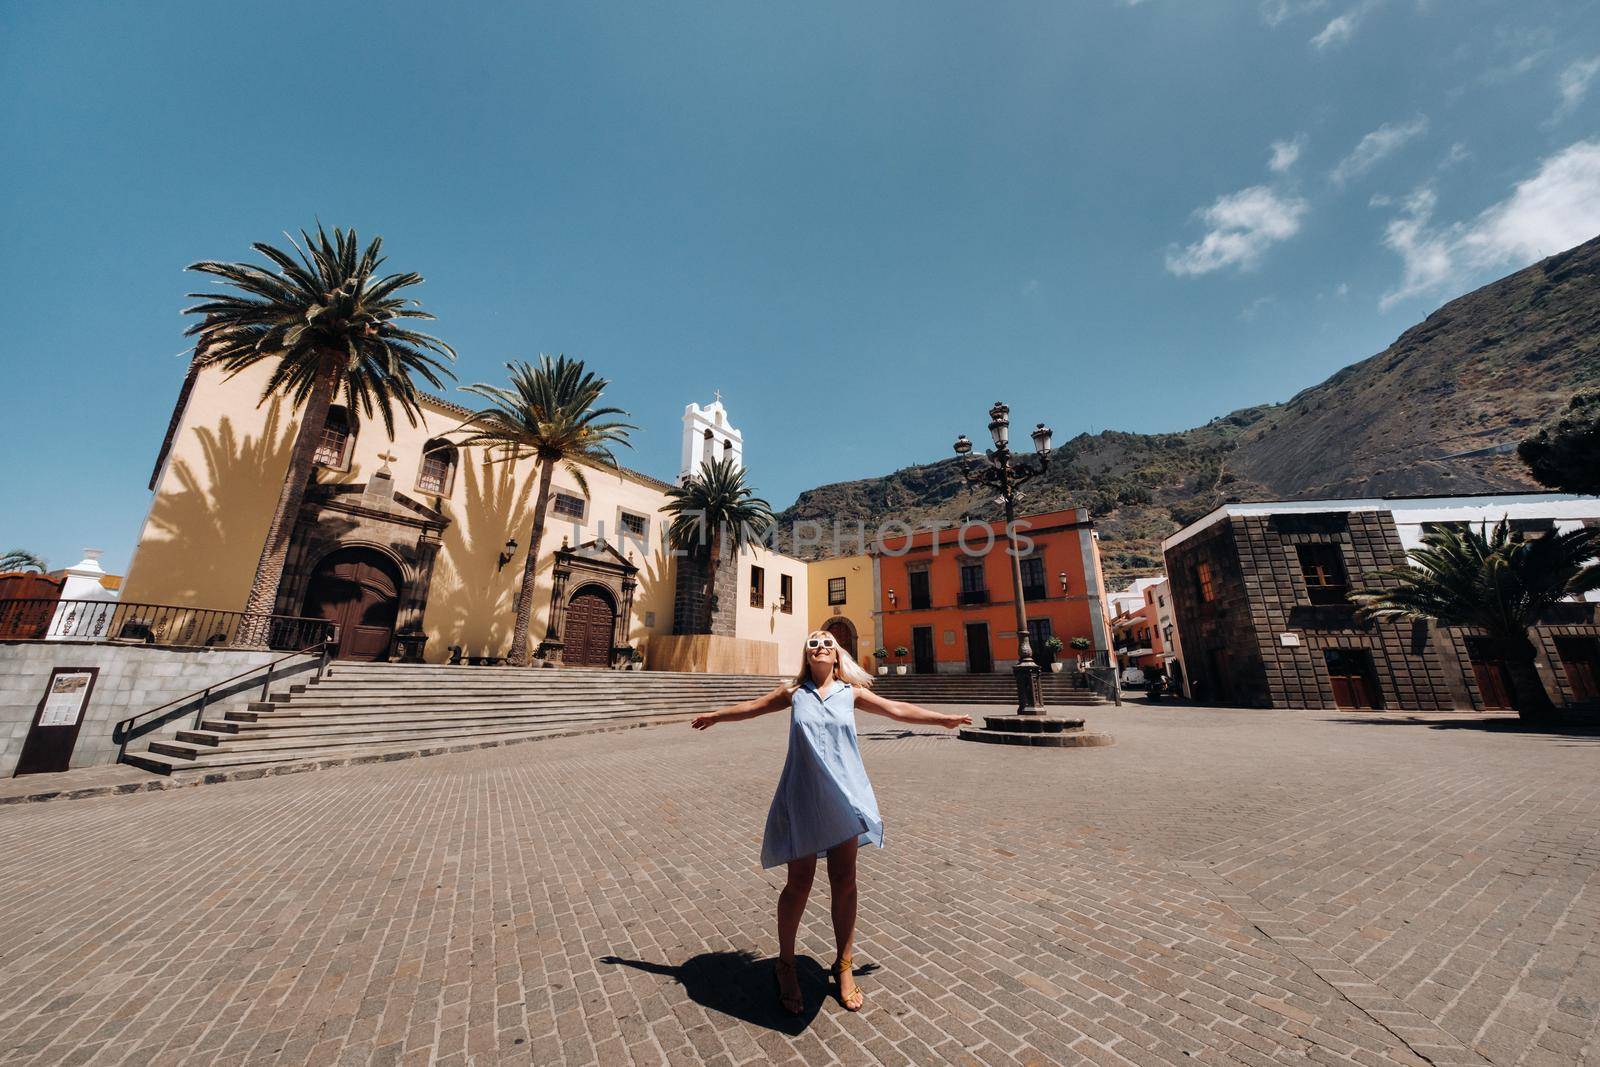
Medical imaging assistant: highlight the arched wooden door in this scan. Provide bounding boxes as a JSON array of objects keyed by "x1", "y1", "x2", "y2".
[
  {"x1": 303, "y1": 548, "x2": 402, "y2": 661},
  {"x1": 563, "y1": 586, "x2": 617, "y2": 667},
  {"x1": 822, "y1": 617, "x2": 857, "y2": 662}
]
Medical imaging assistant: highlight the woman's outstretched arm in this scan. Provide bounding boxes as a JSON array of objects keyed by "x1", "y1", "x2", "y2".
[
  {"x1": 853, "y1": 689, "x2": 971, "y2": 730},
  {"x1": 690, "y1": 685, "x2": 793, "y2": 730}
]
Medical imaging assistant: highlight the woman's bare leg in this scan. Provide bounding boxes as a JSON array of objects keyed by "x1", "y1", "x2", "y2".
[
  {"x1": 776, "y1": 857, "x2": 815, "y2": 1006},
  {"x1": 826, "y1": 838, "x2": 861, "y2": 1006},
  {"x1": 778, "y1": 856, "x2": 817, "y2": 961}
]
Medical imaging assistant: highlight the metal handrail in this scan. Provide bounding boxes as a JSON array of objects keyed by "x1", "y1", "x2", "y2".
[
  {"x1": 1081, "y1": 665, "x2": 1122, "y2": 706},
  {"x1": 114, "y1": 635, "x2": 336, "y2": 763},
  {"x1": 0, "y1": 596, "x2": 331, "y2": 650}
]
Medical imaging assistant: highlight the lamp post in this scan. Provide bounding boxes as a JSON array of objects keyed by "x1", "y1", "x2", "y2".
[{"x1": 953, "y1": 401, "x2": 1053, "y2": 715}]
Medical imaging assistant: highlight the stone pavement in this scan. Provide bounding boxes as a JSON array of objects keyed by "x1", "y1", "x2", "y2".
[{"x1": 0, "y1": 705, "x2": 1596, "y2": 1066}]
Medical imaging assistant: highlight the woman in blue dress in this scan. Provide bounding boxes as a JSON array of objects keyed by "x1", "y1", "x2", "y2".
[{"x1": 692, "y1": 631, "x2": 971, "y2": 1014}]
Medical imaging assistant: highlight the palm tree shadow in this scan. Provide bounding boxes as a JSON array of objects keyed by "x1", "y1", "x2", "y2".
[{"x1": 600, "y1": 950, "x2": 878, "y2": 1033}]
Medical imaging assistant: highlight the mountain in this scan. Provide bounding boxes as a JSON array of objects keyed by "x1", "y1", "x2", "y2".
[{"x1": 773, "y1": 234, "x2": 1600, "y2": 585}]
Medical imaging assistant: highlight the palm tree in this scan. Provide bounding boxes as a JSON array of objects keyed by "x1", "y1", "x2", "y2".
[
  {"x1": 662, "y1": 455, "x2": 776, "y2": 633},
  {"x1": 453, "y1": 356, "x2": 636, "y2": 664},
  {"x1": 0, "y1": 550, "x2": 47, "y2": 573},
  {"x1": 184, "y1": 225, "x2": 455, "y2": 639},
  {"x1": 1352, "y1": 520, "x2": 1600, "y2": 721}
]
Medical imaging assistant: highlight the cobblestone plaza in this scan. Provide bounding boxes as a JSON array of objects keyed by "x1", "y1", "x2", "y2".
[{"x1": 1, "y1": 706, "x2": 1596, "y2": 1066}]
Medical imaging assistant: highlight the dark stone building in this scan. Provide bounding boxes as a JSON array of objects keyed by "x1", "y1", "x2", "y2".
[{"x1": 1162, "y1": 494, "x2": 1600, "y2": 711}]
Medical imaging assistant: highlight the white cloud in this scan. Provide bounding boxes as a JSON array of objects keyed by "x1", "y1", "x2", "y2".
[
  {"x1": 1380, "y1": 140, "x2": 1600, "y2": 308},
  {"x1": 1310, "y1": 0, "x2": 1380, "y2": 49},
  {"x1": 1553, "y1": 56, "x2": 1600, "y2": 122},
  {"x1": 1269, "y1": 135, "x2": 1308, "y2": 173},
  {"x1": 1261, "y1": 0, "x2": 1327, "y2": 26},
  {"x1": 1240, "y1": 295, "x2": 1276, "y2": 321},
  {"x1": 1330, "y1": 116, "x2": 1428, "y2": 186},
  {"x1": 1166, "y1": 186, "x2": 1309, "y2": 276}
]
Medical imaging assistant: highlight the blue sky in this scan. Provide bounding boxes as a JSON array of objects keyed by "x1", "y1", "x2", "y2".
[{"x1": 4, "y1": 0, "x2": 1598, "y2": 574}]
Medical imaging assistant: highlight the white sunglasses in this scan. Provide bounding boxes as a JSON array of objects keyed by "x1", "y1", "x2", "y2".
[{"x1": 806, "y1": 637, "x2": 837, "y2": 649}]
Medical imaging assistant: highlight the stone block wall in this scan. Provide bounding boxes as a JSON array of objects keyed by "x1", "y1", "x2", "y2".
[
  {"x1": 671, "y1": 538, "x2": 738, "y2": 637},
  {"x1": 1167, "y1": 511, "x2": 1459, "y2": 710},
  {"x1": 1, "y1": 641, "x2": 320, "y2": 778}
]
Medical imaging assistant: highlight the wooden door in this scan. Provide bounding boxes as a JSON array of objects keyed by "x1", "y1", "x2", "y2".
[
  {"x1": 912, "y1": 627, "x2": 936, "y2": 673},
  {"x1": 563, "y1": 588, "x2": 616, "y2": 667},
  {"x1": 303, "y1": 549, "x2": 401, "y2": 662},
  {"x1": 1555, "y1": 638, "x2": 1600, "y2": 703},
  {"x1": 1324, "y1": 649, "x2": 1380, "y2": 709},
  {"x1": 822, "y1": 619, "x2": 855, "y2": 662},
  {"x1": 966, "y1": 623, "x2": 992, "y2": 673}
]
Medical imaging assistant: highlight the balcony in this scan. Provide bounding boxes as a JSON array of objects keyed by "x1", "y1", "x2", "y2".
[
  {"x1": 1022, "y1": 583, "x2": 1049, "y2": 602},
  {"x1": 957, "y1": 589, "x2": 990, "y2": 606}
]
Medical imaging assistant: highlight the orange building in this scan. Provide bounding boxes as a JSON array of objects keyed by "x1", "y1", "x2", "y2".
[{"x1": 872, "y1": 508, "x2": 1111, "y2": 674}]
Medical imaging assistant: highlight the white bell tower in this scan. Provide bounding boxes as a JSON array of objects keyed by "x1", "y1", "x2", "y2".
[{"x1": 679, "y1": 391, "x2": 744, "y2": 483}]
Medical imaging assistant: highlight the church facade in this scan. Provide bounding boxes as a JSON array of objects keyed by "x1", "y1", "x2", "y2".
[{"x1": 119, "y1": 358, "x2": 812, "y2": 670}]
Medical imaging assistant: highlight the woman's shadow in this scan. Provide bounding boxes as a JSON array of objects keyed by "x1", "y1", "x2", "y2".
[{"x1": 599, "y1": 951, "x2": 878, "y2": 1034}]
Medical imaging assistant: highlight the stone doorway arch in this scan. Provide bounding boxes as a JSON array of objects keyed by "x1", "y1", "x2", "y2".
[
  {"x1": 302, "y1": 547, "x2": 404, "y2": 661},
  {"x1": 536, "y1": 537, "x2": 639, "y2": 668},
  {"x1": 822, "y1": 616, "x2": 859, "y2": 663},
  {"x1": 562, "y1": 584, "x2": 618, "y2": 667}
]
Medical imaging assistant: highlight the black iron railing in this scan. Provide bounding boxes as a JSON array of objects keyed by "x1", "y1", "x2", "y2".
[
  {"x1": 0, "y1": 597, "x2": 332, "y2": 651},
  {"x1": 957, "y1": 589, "x2": 990, "y2": 606},
  {"x1": 114, "y1": 637, "x2": 337, "y2": 763}
]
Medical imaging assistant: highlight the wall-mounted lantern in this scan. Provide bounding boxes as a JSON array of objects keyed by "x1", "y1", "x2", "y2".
[
  {"x1": 498, "y1": 539, "x2": 518, "y2": 571},
  {"x1": 1059, "y1": 571, "x2": 1069, "y2": 593},
  {"x1": 887, "y1": 588, "x2": 896, "y2": 607}
]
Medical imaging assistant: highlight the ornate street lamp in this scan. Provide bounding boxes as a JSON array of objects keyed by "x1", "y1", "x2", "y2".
[{"x1": 953, "y1": 401, "x2": 1054, "y2": 715}]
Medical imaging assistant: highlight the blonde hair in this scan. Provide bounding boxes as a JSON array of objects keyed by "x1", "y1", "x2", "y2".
[{"x1": 791, "y1": 630, "x2": 876, "y2": 689}]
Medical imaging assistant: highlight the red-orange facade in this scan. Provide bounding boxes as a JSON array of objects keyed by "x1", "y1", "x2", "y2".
[{"x1": 873, "y1": 508, "x2": 1110, "y2": 674}]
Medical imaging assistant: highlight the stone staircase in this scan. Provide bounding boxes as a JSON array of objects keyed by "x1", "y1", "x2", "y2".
[
  {"x1": 122, "y1": 663, "x2": 787, "y2": 776},
  {"x1": 871, "y1": 671, "x2": 1106, "y2": 706}
]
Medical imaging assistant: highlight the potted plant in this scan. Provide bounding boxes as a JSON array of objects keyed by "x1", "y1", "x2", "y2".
[
  {"x1": 1069, "y1": 636, "x2": 1092, "y2": 680},
  {"x1": 1044, "y1": 635, "x2": 1065, "y2": 672},
  {"x1": 628, "y1": 647, "x2": 646, "y2": 671},
  {"x1": 873, "y1": 647, "x2": 890, "y2": 676},
  {"x1": 893, "y1": 646, "x2": 909, "y2": 675}
]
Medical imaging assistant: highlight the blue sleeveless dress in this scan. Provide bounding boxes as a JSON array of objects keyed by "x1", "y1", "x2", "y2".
[{"x1": 760, "y1": 679, "x2": 884, "y2": 868}]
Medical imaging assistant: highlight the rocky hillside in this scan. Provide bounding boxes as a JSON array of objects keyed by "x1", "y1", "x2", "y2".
[{"x1": 774, "y1": 234, "x2": 1600, "y2": 586}]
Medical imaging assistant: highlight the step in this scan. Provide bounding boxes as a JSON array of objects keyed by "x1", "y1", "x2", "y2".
[
  {"x1": 125, "y1": 719, "x2": 672, "y2": 776},
  {"x1": 956, "y1": 727, "x2": 1116, "y2": 748},
  {"x1": 202, "y1": 709, "x2": 693, "y2": 745},
  {"x1": 232, "y1": 694, "x2": 769, "y2": 720},
  {"x1": 979, "y1": 715, "x2": 1086, "y2": 733}
]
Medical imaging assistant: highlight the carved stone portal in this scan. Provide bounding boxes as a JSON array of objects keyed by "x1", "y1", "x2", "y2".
[{"x1": 537, "y1": 537, "x2": 639, "y2": 668}]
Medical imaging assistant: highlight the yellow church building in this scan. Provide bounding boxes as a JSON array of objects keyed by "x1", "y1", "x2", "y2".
[{"x1": 119, "y1": 356, "x2": 816, "y2": 673}]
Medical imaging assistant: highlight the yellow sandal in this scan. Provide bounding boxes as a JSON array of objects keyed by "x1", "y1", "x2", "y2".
[{"x1": 833, "y1": 955, "x2": 864, "y2": 1012}]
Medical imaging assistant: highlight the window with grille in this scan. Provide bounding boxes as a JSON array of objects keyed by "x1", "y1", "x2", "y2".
[
  {"x1": 1020, "y1": 557, "x2": 1047, "y2": 601},
  {"x1": 1195, "y1": 561, "x2": 1216, "y2": 602},
  {"x1": 416, "y1": 440, "x2": 456, "y2": 496},
  {"x1": 1026, "y1": 618, "x2": 1053, "y2": 659},
  {"x1": 619, "y1": 511, "x2": 648, "y2": 538},
  {"x1": 780, "y1": 574, "x2": 793, "y2": 614},
  {"x1": 313, "y1": 406, "x2": 353, "y2": 469},
  {"x1": 828, "y1": 576, "x2": 846, "y2": 605},
  {"x1": 1296, "y1": 544, "x2": 1349, "y2": 605},
  {"x1": 553, "y1": 493, "x2": 585, "y2": 520},
  {"x1": 909, "y1": 570, "x2": 931, "y2": 610},
  {"x1": 750, "y1": 566, "x2": 764, "y2": 607},
  {"x1": 959, "y1": 564, "x2": 988, "y2": 605}
]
